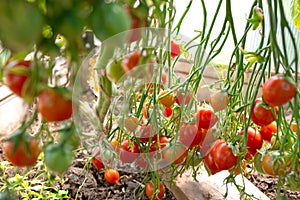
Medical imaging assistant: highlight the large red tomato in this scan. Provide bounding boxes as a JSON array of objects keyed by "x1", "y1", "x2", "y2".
[
  {"x1": 204, "y1": 139, "x2": 224, "y2": 174},
  {"x1": 251, "y1": 98, "x2": 277, "y2": 126},
  {"x1": 212, "y1": 140, "x2": 238, "y2": 171},
  {"x1": 4, "y1": 60, "x2": 31, "y2": 97},
  {"x1": 196, "y1": 107, "x2": 218, "y2": 129},
  {"x1": 262, "y1": 75, "x2": 297, "y2": 107},
  {"x1": 145, "y1": 181, "x2": 165, "y2": 200},
  {"x1": 37, "y1": 88, "x2": 73, "y2": 122}
]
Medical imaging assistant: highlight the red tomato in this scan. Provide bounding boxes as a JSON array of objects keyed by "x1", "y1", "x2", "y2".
[
  {"x1": 159, "y1": 89, "x2": 175, "y2": 108},
  {"x1": 122, "y1": 50, "x2": 140, "y2": 73},
  {"x1": 92, "y1": 154, "x2": 105, "y2": 170},
  {"x1": 179, "y1": 123, "x2": 203, "y2": 149},
  {"x1": 212, "y1": 140, "x2": 238, "y2": 170},
  {"x1": 163, "y1": 143, "x2": 187, "y2": 165},
  {"x1": 37, "y1": 88, "x2": 73, "y2": 122},
  {"x1": 204, "y1": 139, "x2": 224, "y2": 174},
  {"x1": 164, "y1": 107, "x2": 173, "y2": 118},
  {"x1": 145, "y1": 82, "x2": 163, "y2": 94},
  {"x1": 175, "y1": 91, "x2": 191, "y2": 105},
  {"x1": 3, "y1": 133, "x2": 40, "y2": 167},
  {"x1": 260, "y1": 122, "x2": 277, "y2": 142},
  {"x1": 136, "y1": 124, "x2": 157, "y2": 143},
  {"x1": 161, "y1": 73, "x2": 167, "y2": 84},
  {"x1": 170, "y1": 40, "x2": 180, "y2": 58},
  {"x1": 119, "y1": 139, "x2": 140, "y2": 163},
  {"x1": 262, "y1": 75, "x2": 297, "y2": 107},
  {"x1": 240, "y1": 127, "x2": 263, "y2": 156},
  {"x1": 4, "y1": 60, "x2": 31, "y2": 97},
  {"x1": 149, "y1": 136, "x2": 171, "y2": 160},
  {"x1": 251, "y1": 98, "x2": 277, "y2": 126},
  {"x1": 145, "y1": 181, "x2": 165, "y2": 200},
  {"x1": 196, "y1": 107, "x2": 218, "y2": 129},
  {"x1": 104, "y1": 169, "x2": 120, "y2": 184}
]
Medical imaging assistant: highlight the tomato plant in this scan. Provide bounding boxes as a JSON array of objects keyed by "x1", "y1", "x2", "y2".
[
  {"x1": 262, "y1": 75, "x2": 297, "y2": 107},
  {"x1": 145, "y1": 181, "x2": 165, "y2": 200},
  {"x1": 251, "y1": 98, "x2": 277, "y2": 126},
  {"x1": 2, "y1": 132, "x2": 40, "y2": 167},
  {"x1": 196, "y1": 107, "x2": 218, "y2": 129},
  {"x1": 37, "y1": 88, "x2": 73, "y2": 122},
  {"x1": 4, "y1": 60, "x2": 31, "y2": 97},
  {"x1": 104, "y1": 169, "x2": 120, "y2": 184}
]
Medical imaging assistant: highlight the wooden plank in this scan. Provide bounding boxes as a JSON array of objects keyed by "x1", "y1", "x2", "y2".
[{"x1": 167, "y1": 169, "x2": 270, "y2": 200}]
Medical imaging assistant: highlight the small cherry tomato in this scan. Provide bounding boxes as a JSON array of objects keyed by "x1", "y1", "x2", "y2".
[
  {"x1": 104, "y1": 168, "x2": 120, "y2": 184},
  {"x1": 4, "y1": 60, "x2": 31, "y2": 97},
  {"x1": 119, "y1": 139, "x2": 140, "y2": 163},
  {"x1": 260, "y1": 122, "x2": 277, "y2": 142},
  {"x1": 3, "y1": 133, "x2": 40, "y2": 167},
  {"x1": 240, "y1": 127, "x2": 263, "y2": 156},
  {"x1": 92, "y1": 154, "x2": 105, "y2": 170},
  {"x1": 251, "y1": 98, "x2": 277, "y2": 126},
  {"x1": 204, "y1": 139, "x2": 224, "y2": 174},
  {"x1": 196, "y1": 106, "x2": 218, "y2": 129},
  {"x1": 170, "y1": 40, "x2": 180, "y2": 58},
  {"x1": 159, "y1": 89, "x2": 175, "y2": 108},
  {"x1": 262, "y1": 75, "x2": 297, "y2": 107},
  {"x1": 164, "y1": 107, "x2": 173, "y2": 118},
  {"x1": 145, "y1": 181, "x2": 165, "y2": 200}
]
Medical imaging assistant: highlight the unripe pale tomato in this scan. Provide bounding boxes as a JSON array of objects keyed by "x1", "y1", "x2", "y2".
[{"x1": 209, "y1": 91, "x2": 229, "y2": 112}]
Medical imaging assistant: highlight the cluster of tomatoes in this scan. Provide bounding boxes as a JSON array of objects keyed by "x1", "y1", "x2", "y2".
[{"x1": 1, "y1": 59, "x2": 77, "y2": 174}]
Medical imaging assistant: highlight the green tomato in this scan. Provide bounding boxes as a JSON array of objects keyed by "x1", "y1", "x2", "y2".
[
  {"x1": 185, "y1": 151, "x2": 202, "y2": 167},
  {"x1": 254, "y1": 153, "x2": 264, "y2": 174},
  {"x1": 44, "y1": 143, "x2": 73, "y2": 174},
  {"x1": 106, "y1": 59, "x2": 125, "y2": 83},
  {"x1": 89, "y1": 2, "x2": 130, "y2": 43},
  {"x1": 0, "y1": 0, "x2": 43, "y2": 53}
]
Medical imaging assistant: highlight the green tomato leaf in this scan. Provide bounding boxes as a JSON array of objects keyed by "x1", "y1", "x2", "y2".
[{"x1": 292, "y1": 0, "x2": 300, "y2": 32}]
